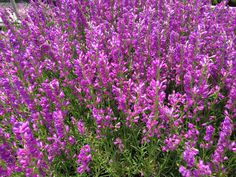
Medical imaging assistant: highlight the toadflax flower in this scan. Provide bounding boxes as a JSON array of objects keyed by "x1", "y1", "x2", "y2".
[
  {"x1": 77, "y1": 120, "x2": 86, "y2": 135},
  {"x1": 77, "y1": 145, "x2": 92, "y2": 174},
  {"x1": 183, "y1": 146, "x2": 199, "y2": 168},
  {"x1": 179, "y1": 166, "x2": 192, "y2": 177},
  {"x1": 193, "y1": 160, "x2": 212, "y2": 177}
]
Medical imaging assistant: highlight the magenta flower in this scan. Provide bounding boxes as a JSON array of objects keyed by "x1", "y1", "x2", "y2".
[
  {"x1": 77, "y1": 145, "x2": 92, "y2": 174},
  {"x1": 179, "y1": 166, "x2": 192, "y2": 177},
  {"x1": 77, "y1": 120, "x2": 85, "y2": 135},
  {"x1": 183, "y1": 146, "x2": 199, "y2": 167}
]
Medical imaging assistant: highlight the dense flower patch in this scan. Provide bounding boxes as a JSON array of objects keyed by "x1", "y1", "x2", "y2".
[{"x1": 0, "y1": 0, "x2": 236, "y2": 176}]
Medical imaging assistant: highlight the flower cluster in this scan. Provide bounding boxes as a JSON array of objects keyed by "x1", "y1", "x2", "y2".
[
  {"x1": 0, "y1": 0, "x2": 235, "y2": 176},
  {"x1": 77, "y1": 145, "x2": 91, "y2": 174}
]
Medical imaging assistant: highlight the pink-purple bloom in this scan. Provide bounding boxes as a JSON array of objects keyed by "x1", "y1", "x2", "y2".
[
  {"x1": 77, "y1": 145, "x2": 92, "y2": 174},
  {"x1": 0, "y1": 0, "x2": 235, "y2": 176}
]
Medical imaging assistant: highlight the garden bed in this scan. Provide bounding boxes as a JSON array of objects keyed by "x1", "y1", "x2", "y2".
[{"x1": 0, "y1": 1, "x2": 235, "y2": 177}]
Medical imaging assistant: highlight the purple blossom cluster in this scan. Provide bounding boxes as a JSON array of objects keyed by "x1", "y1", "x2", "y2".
[
  {"x1": 0, "y1": 0, "x2": 235, "y2": 176},
  {"x1": 77, "y1": 144, "x2": 91, "y2": 174}
]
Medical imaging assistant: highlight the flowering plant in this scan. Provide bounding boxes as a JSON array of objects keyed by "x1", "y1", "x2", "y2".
[{"x1": 0, "y1": 0, "x2": 235, "y2": 176}]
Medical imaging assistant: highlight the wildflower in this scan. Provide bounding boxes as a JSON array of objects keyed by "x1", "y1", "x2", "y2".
[
  {"x1": 193, "y1": 160, "x2": 212, "y2": 176},
  {"x1": 183, "y1": 146, "x2": 199, "y2": 167},
  {"x1": 77, "y1": 120, "x2": 85, "y2": 135},
  {"x1": 77, "y1": 145, "x2": 91, "y2": 174},
  {"x1": 179, "y1": 166, "x2": 192, "y2": 177}
]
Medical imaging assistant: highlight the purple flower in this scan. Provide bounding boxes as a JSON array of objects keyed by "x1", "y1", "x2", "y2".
[
  {"x1": 0, "y1": 0, "x2": 236, "y2": 176},
  {"x1": 204, "y1": 125, "x2": 215, "y2": 142},
  {"x1": 77, "y1": 145, "x2": 92, "y2": 174},
  {"x1": 53, "y1": 110, "x2": 65, "y2": 139},
  {"x1": 77, "y1": 120, "x2": 86, "y2": 135},
  {"x1": 183, "y1": 146, "x2": 199, "y2": 167},
  {"x1": 179, "y1": 166, "x2": 192, "y2": 177},
  {"x1": 194, "y1": 160, "x2": 212, "y2": 176},
  {"x1": 163, "y1": 134, "x2": 181, "y2": 151}
]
